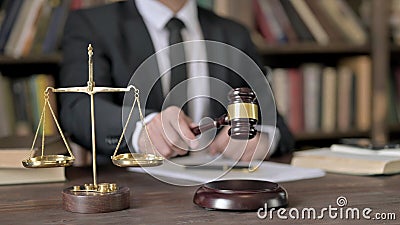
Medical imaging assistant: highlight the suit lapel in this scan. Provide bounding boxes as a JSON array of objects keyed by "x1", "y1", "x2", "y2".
[{"x1": 122, "y1": 1, "x2": 164, "y2": 110}]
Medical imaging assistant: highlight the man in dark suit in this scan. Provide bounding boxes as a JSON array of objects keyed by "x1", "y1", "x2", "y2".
[{"x1": 59, "y1": 0, "x2": 294, "y2": 161}]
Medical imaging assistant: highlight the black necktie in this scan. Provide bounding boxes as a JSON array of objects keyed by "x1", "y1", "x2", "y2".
[{"x1": 165, "y1": 17, "x2": 188, "y2": 112}]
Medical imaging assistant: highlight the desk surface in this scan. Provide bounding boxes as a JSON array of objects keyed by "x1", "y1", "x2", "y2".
[{"x1": 0, "y1": 157, "x2": 399, "y2": 225}]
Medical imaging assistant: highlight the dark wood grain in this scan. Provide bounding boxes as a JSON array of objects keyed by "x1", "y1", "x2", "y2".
[{"x1": 0, "y1": 155, "x2": 399, "y2": 224}]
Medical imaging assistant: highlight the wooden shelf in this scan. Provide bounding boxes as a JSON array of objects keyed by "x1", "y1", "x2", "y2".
[
  {"x1": 0, "y1": 54, "x2": 62, "y2": 65},
  {"x1": 252, "y1": 34, "x2": 371, "y2": 55},
  {"x1": 294, "y1": 130, "x2": 370, "y2": 141},
  {"x1": 390, "y1": 44, "x2": 400, "y2": 52},
  {"x1": 252, "y1": 36, "x2": 372, "y2": 67},
  {"x1": 255, "y1": 42, "x2": 370, "y2": 55},
  {"x1": 0, "y1": 54, "x2": 61, "y2": 77},
  {"x1": 389, "y1": 124, "x2": 400, "y2": 134}
]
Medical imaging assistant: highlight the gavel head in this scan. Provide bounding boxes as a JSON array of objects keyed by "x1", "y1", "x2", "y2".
[{"x1": 227, "y1": 87, "x2": 258, "y2": 140}]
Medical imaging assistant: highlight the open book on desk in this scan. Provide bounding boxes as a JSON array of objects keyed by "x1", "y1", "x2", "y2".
[
  {"x1": 330, "y1": 144, "x2": 400, "y2": 157},
  {"x1": 128, "y1": 152, "x2": 325, "y2": 185},
  {"x1": 291, "y1": 147, "x2": 400, "y2": 175}
]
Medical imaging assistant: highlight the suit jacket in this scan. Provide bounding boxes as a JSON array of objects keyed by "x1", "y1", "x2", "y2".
[{"x1": 59, "y1": 0, "x2": 294, "y2": 156}]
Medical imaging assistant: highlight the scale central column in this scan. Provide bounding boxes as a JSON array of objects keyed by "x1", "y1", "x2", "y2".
[
  {"x1": 87, "y1": 44, "x2": 97, "y2": 186},
  {"x1": 62, "y1": 44, "x2": 130, "y2": 213}
]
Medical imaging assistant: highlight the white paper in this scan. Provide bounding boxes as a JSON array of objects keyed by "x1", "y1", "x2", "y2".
[{"x1": 127, "y1": 152, "x2": 325, "y2": 186}]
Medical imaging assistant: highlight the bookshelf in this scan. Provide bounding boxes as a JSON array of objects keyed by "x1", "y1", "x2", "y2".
[
  {"x1": 0, "y1": 0, "x2": 398, "y2": 149},
  {"x1": 219, "y1": 0, "x2": 397, "y2": 148},
  {"x1": 0, "y1": 0, "x2": 111, "y2": 137},
  {"x1": 256, "y1": 43, "x2": 371, "y2": 55}
]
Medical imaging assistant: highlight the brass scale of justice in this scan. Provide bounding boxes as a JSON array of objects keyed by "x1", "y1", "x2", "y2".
[
  {"x1": 21, "y1": 44, "x2": 288, "y2": 213},
  {"x1": 21, "y1": 44, "x2": 163, "y2": 213}
]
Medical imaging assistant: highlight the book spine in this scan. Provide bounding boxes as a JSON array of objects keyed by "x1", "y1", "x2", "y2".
[
  {"x1": 279, "y1": 0, "x2": 314, "y2": 42},
  {"x1": 303, "y1": 0, "x2": 347, "y2": 43},
  {"x1": 339, "y1": 56, "x2": 372, "y2": 131},
  {"x1": 0, "y1": 0, "x2": 24, "y2": 53},
  {"x1": 271, "y1": 68, "x2": 289, "y2": 121},
  {"x1": 257, "y1": 0, "x2": 287, "y2": 43},
  {"x1": 11, "y1": 78, "x2": 32, "y2": 136},
  {"x1": 301, "y1": 63, "x2": 322, "y2": 132},
  {"x1": 336, "y1": 66, "x2": 354, "y2": 132},
  {"x1": 288, "y1": 68, "x2": 304, "y2": 134},
  {"x1": 289, "y1": 0, "x2": 330, "y2": 44},
  {"x1": 317, "y1": 0, "x2": 367, "y2": 44},
  {"x1": 253, "y1": 0, "x2": 276, "y2": 44},
  {"x1": 269, "y1": 0, "x2": 298, "y2": 43},
  {"x1": 0, "y1": 74, "x2": 14, "y2": 137},
  {"x1": 321, "y1": 67, "x2": 337, "y2": 132},
  {"x1": 5, "y1": 0, "x2": 45, "y2": 58}
]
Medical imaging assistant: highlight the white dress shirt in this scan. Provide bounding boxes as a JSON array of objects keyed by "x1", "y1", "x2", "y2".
[
  {"x1": 135, "y1": 0, "x2": 209, "y2": 121},
  {"x1": 132, "y1": 0, "x2": 279, "y2": 156},
  {"x1": 132, "y1": 0, "x2": 209, "y2": 151}
]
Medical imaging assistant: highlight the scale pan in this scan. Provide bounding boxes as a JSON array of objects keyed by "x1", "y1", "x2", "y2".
[
  {"x1": 112, "y1": 153, "x2": 163, "y2": 167},
  {"x1": 22, "y1": 155, "x2": 74, "y2": 168}
]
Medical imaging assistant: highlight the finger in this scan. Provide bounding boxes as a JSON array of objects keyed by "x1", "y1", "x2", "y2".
[
  {"x1": 144, "y1": 110, "x2": 188, "y2": 158},
  {"x1": 161, "y1": 117, "x2": 191, "y2": 153},
  {"x1": 181, "y1": 113, "x2": 198, "y2": 129},
  {"x1": 163, "y1": 123, "x2": 189, "y2": 148},
  {"x1": 178, "y1": 112, "x2": 196, "y2": 140},
  {"x1": 167, "y1": 131, "x2": 190, "y2": 156},
  {"x1": 146, "y1": 122, "x2": 175, "y2": 158},
  {"x1": 189, "y1": 122, "x2": 198, "y2": 129},
  {"x1": 153, "y1": 130, "x2": 187, "y2": 158},
  {"x1": 170, "y1": 112, "x2": 198, "y2": 148}
]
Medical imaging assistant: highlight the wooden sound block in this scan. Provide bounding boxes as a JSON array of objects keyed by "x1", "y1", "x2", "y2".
[
  {"x1": 62, "y1": 186, "x2": 130, "y2": 213},
  {"x1": 193, "y1": 180, "x2": 288, "y2": 211}
]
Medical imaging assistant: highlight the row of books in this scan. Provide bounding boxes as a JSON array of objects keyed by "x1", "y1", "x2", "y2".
[
  {"x1": 0, "y1": 0, "x2": 117, "y2": 58},
  {"x1": 0, "y1": 73, "x2": 57, "y2": 137},
  {"x1": 269, "y1": 56, "x2": 373, "y2": 135},
  {"x1": 253, "y1": 0, "x2": 368, "y2": 45}
]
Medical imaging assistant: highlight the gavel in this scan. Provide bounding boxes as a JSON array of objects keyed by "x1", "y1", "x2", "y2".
[{"x1": 190, "y1": 87, "x2": 258, "y2": 140}]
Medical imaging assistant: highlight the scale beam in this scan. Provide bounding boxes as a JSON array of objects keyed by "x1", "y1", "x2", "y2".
[{"x1": 49, "y1": 86, "x2": 137, "y2": 94}]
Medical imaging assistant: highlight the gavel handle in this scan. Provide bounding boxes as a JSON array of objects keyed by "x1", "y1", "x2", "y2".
[{"x1": 190, "y1": 115, "x2": 228, "y2": 136}]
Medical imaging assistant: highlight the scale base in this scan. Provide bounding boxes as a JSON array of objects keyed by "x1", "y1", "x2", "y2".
[
  {"x1": 193, "y1": 180, "x2": 288, "y2": 211},
  {"x1": 62, "y1": 186, "x2": 130, "y2": 213}
]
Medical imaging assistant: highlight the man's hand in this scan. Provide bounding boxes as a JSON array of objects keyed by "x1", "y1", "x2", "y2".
[
  {"x1": 208, "y1": 126, "x2": 270, "y2": 161},
  {"x1": 138, "y1": 106, "x2": 198, "y2": 158}
]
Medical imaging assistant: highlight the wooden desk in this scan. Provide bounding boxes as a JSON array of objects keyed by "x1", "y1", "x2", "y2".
[{"x1": 0, "y1": 159, "x2": 399, "y2": 225}]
